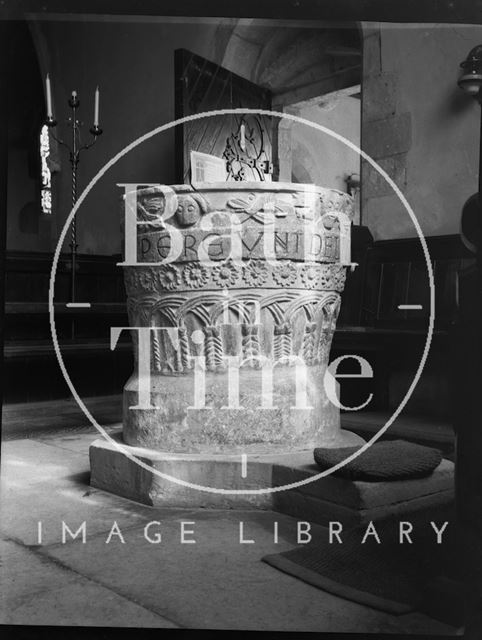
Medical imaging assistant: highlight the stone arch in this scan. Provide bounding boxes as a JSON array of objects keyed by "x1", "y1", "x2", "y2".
[
  {"x1": 314, "y1": 294, "x2": 341, "y2": 329},
  {"x1": 177, "y1": 294, "x2": 222, "y2": 326},
  {"x1": 210, "y1": 294, "x2": 257, "y2": 325},
  {"x1": 152, "y1": 296, "x2": 186, "y2": 326},
  {"x1": 221, "y1": 21, "x2": 362, "y2": 106},
  {"x1": 258, "y1": 291, "x2": 298, "y2": 324},
  {"x1": 285, "y1": 291, "x2": 325, "y2": 322}
]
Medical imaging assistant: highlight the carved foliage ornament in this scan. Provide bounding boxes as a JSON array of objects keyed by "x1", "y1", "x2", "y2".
[{"x1": 124, "y1": 261, "x2": 346, "y2": 293}]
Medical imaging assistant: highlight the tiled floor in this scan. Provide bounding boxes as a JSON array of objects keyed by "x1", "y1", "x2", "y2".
[{"x1": 0, "y1": 426, "x2": 456, "y2": 633}]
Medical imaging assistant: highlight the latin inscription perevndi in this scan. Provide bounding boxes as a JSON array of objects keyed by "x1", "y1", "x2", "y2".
[{"x1": 138, "y1": 226, "x2": 340, "y2": 263}]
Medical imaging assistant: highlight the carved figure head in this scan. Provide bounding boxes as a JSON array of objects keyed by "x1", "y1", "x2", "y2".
[
  {"x1": 142, "y1": 196, "x2": 164, "y2": 215},
  {"x1": 175, "y1": 193, "x2": 209, "y2": 227},
  {"x1": 321, "y1": 213, "x2": 340, "y2": 232},
  {"x1": 137, "y1": 195, "x2": 166, "y2": 226}
]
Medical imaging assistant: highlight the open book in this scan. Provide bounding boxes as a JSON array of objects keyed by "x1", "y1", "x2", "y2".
[{"x1": 190, "y1": 150, "x2": 227, "y2": 184}]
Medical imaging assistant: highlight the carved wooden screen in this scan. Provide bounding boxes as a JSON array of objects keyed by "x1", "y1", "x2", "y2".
[{"x1": 174, "y1": 48, "x2": 275, "y2": 184}]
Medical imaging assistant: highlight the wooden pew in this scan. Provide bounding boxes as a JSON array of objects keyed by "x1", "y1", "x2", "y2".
[
  {"x1": 3, "y1": 251, "x2": 131, "y2": 403},
  {"x1": 334, "y1": 232, "x2": 474, "y2": 422}
]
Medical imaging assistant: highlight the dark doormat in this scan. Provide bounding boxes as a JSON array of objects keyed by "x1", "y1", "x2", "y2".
[{"x1": 263, "y1": 517, "x2": 458, "y2": 616}]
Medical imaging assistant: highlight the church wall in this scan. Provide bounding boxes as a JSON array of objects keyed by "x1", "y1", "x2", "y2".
[
  {"x1": 290, "y1": 96, "x2": 361, "y2": 194},
  {"x1": 30, "y1": 18, "x2": 233, "y2": 255},
  {"x1": 361, "y1": 23, "x2": 482, "y2": 240},
  {"x1": 7, "y1": 148, "x2": 53, "y2": 252},
  {"x1": 15, "y1": 20, "x2": 482, "y2": 254}
]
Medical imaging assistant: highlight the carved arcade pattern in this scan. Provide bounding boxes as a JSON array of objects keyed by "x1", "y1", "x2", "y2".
[
  {"x1": 205, "y1": 325, "x2": 225, "y2": 371},
  {"x1": 273, "y1": 322, "x2": 292, "y2": 364},
  {"x1": 241, "y1": 323, "x2": 262, "y2": 367},
  {"x1": 302, "y1": 321, "x2": 317, "y2": 366},
  {"x1": 126, "y1": 288, "x2": 342, "y2": 375}
]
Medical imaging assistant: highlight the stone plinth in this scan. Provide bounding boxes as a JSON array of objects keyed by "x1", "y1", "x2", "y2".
[{"x1": 90, "y1": 433, "x2": 454, "y2": 524}]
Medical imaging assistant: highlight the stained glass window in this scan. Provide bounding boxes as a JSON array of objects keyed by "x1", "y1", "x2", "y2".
[{"x1": 40, "y1": 124, "x2": 52, "y2": 214}]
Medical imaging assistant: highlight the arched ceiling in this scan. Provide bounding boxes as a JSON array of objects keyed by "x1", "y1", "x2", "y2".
[{"x1": 221, "y1": 21, "x2": 361, "y2": 107}]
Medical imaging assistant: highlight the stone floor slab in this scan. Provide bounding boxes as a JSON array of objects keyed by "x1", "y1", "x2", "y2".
[
  {"x1": 1, "y1": 439, "x2": 90, "y2": 485},
  {"x1": 36, "y1": 425, "x2": 121, "y2": 455},
  {"x1": 0, "y1": 430, "x2": 457, "y2": 634},
  {"x1": 0, "y1": 438, "x2": 198, "y2": 545},
  {"x1": 40, "y1": 510, "x2": 454, "y2": 634},
  {"x1": 0, "y1": 538, "x2": 177, "y2": 627}
]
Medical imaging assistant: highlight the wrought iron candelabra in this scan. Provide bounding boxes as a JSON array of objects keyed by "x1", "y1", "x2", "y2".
[{"x1": 46, "y1": 90, "x2": 103, "y2": 303}]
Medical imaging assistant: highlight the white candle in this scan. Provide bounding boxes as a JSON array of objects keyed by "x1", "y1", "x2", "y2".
[
  {"x1": 45, "y1": 74, "x2": 53, "y2": 119},
  {"x1": 240, "y1": 122, "x2": 246, "y2": 151},
  {"x1": 94, "y1": 86, "x2": 100, "y2": 127}
]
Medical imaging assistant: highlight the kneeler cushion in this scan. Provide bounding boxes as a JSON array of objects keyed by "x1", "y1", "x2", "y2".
[{"x1": 313, "y1": 439, "x2": 442, "y2": 481}]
